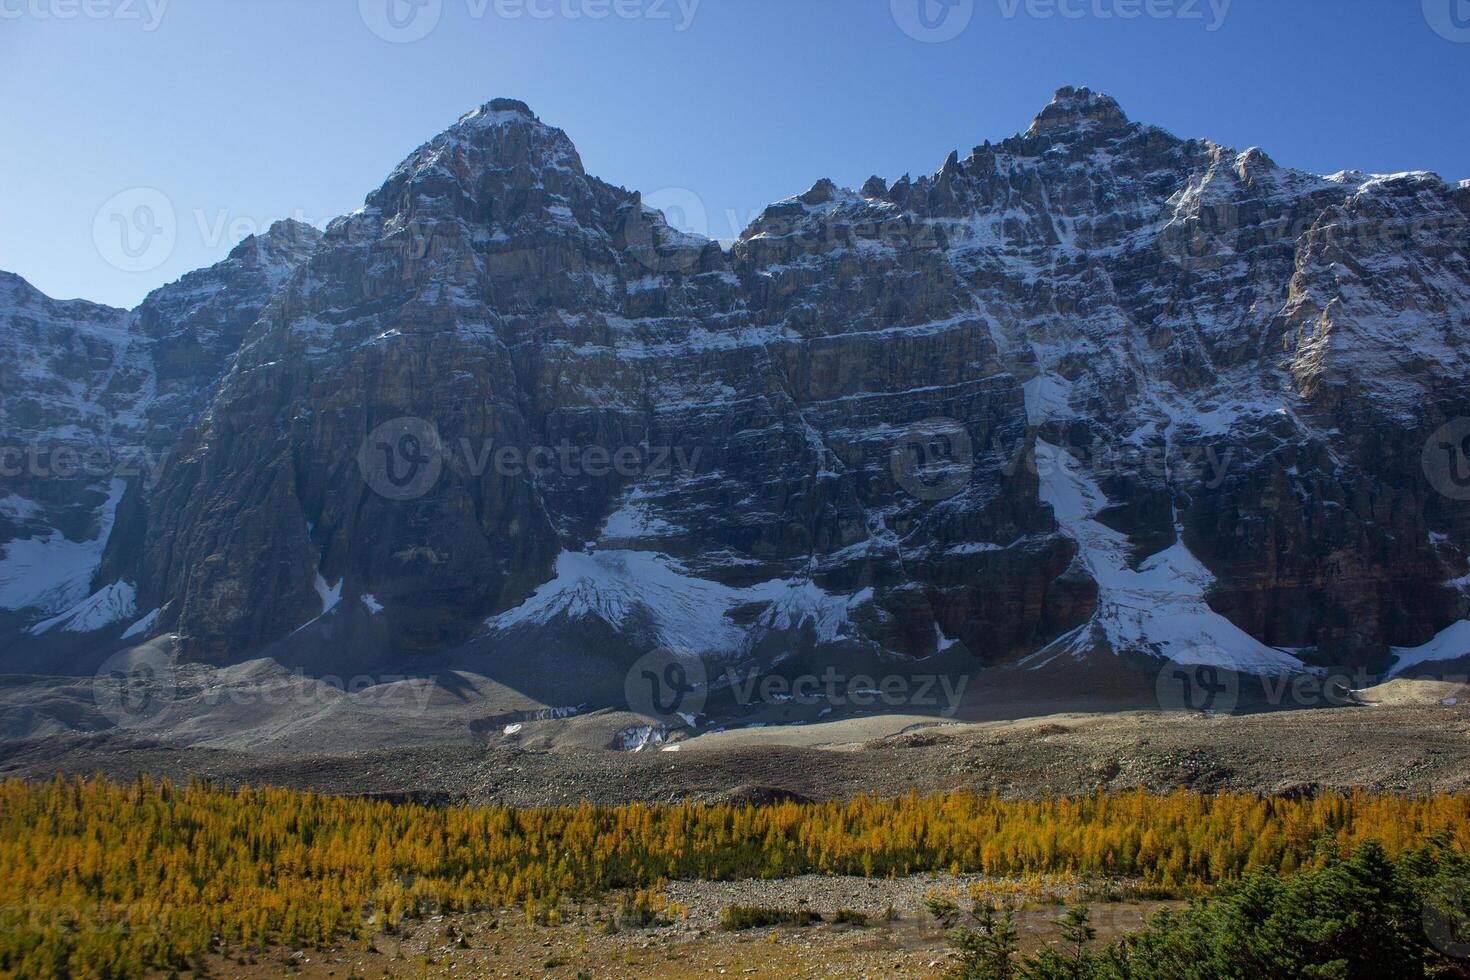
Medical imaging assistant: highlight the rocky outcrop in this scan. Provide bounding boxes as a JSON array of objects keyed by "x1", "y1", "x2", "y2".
[
  {"x1": 6, "y1": 89, "x2": 1469, "y2": 688},
  {"x1": 128, "y1": 100, "x2": 1075, "y2": 667},
  {"x1": 0, "y1": 222, "x2": 321, "y2": 641},
  {"x1": 850, "y1": 86, "x2": 1470, "y2": 668},
  {"x1": 0, "y1": 276, "x2": 143, "y2": 621},
  {"x1": 134, "y1": 219, "x2": 322, "y2": 445}
]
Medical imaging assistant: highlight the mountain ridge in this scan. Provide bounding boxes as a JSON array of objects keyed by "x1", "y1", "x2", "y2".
[{"x1": 2, "y1": 88, "x2": 1467, "y2": 717}]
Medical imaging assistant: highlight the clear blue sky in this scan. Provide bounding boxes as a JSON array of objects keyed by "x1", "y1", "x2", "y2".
[{"x1": 3, "y1": 0, "x2": 1467, "y2": 309}]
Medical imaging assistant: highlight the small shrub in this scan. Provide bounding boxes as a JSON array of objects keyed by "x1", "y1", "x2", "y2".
[
  {"x1": 616, "y1": 889, "x2": 671, "y2": 929},
  {"x1": 719, "y1": 906, "x2": 823, "y2": 931},
  {"x1": 833, "y1": 908, "x2": 869, "y2": 926},
  {"x1": 926, "y1": 895, "x2": 961, "y2": 927}
]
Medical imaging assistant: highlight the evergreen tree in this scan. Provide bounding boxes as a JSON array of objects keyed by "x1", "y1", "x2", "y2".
[
  {"x1": 950, "y1": 901, "x2": 1019, "y2": 980},
  {"x1": 1059, "y1": 905, "x2": 1096, "y2": 979}
]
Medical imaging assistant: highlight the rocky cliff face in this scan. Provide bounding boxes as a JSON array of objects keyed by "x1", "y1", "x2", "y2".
[
  {"x1": 121, "y1": 98, "x2": 1082, "y2": 673},
  {"x1": 5, "y1": 89, "x2": 1468, "y2": 694},
  {"x1": 0, "y1": 275, "x2": 143, "y2": 626},
  {"x1": 134, "y1": 219, "x2": 323, "y2": 445},
  {"x1": 0, "y1": 222, "x2": 320, "y2": 644},
  {"x1": 838, "y1": 87, "x2": 1470, "y2": 669}
]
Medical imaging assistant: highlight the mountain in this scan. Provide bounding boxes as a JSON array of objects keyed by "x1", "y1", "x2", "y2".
[
  {"x1": 0, "y1": 221, "x2": 321, "y2": 652},
  {"x1": 134, "y1": 219, "x2": 323, "y2": 447},
  {"x1": 0, "y1": 275, "x2": 141, "y2": 632},
  {"x1": 3, "y1": 90, "x2": 1468, "y2": 715}
]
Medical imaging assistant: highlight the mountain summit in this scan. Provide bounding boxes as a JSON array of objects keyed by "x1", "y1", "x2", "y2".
[
  {"x1": 1025, "y1": 85, "x2": 1131, "y2": 136},
  {"x1": 3, "y1": 90, "x2": 1468, "y2": 717}
]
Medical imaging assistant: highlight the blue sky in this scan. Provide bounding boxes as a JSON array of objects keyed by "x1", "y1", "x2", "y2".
[{"x1": 3, "y1": 0, "x2": 1467, "y2": 309}]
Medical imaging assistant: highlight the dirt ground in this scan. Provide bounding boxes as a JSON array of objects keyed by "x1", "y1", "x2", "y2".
[
  {"x1": 5, "y1": 694, "x2": 1469, "y2": 806},
  {"x1": 6, "y1": 680, "x2": 1467, "y2": 977},
  {"x1": 183, "y1": 874, "x2": 1182, "y2": 979}
]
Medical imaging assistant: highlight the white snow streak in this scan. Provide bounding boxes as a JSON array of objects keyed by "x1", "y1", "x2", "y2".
[
  {"x1": 1035, "y1": 440, "x2": 1305, "y2": 673},
  {"x1": 26, "y1": 580, "x2": 137, "y2": 635},
  {"x1": 1387, "y1": 621, "x2": 1470, "y2": 677},
  {"x1": 0, "y1": 479, "x2": 127, "y2": 616},
  {"x1": 485, "y1": 550, "x2": 866, "y2": 657}
]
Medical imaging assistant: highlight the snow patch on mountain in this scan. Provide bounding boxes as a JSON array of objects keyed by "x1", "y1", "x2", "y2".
[
  {"x1": 488, "y1": 550, "x2": 748, "y2": 655},
  {"x1": 1387, "y1": 621, "x2": 1470, "y2": 677},
  {"x1": 26, "y1": 580, "x2": 137, "y2": 635},
  {"x1": 0, "y1": 495, "x2": 43, "y2": 523},
  {"x1": 1035, "y1": 441, "x2": 1305, "y2": 674},
  {"x1": 598, "y1": 491, "x2": 677, "y2": 541},
  {"x1": 314, "y1": 574, "x2": 343, "y2": 616},
  {"x1": 0, "y1": 479, "x2": 126, "y2": 616},
  {"x1": 485, "y1": 550, "x2": 863, "y2": 656},
  {"x1": 1022, "y1": 372, "x2": 1074, "y2": 425},
  {"x1": 288, "y1": 573, "x2": 344, "y2": 636},
  {"x1": 121, "y1": 607, "x2": 161, "y2": 640}
]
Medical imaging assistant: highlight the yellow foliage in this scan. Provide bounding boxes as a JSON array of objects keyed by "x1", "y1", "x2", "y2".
[{"x1": 0, "y1": 778, "x2": 1465, "y2": 977}]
